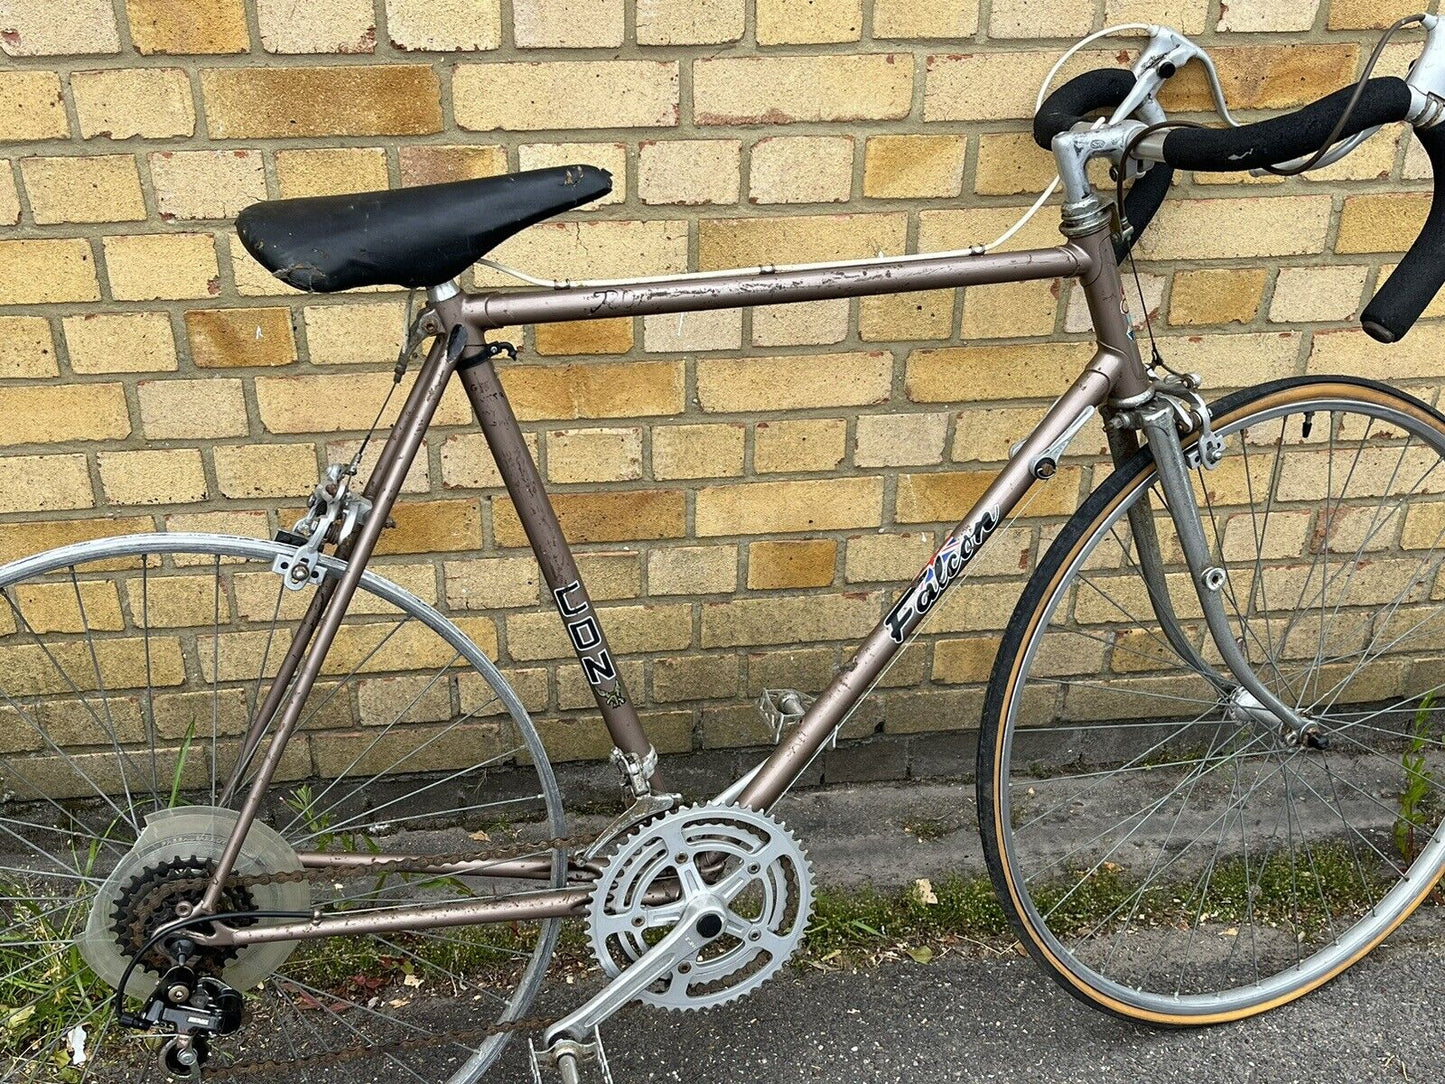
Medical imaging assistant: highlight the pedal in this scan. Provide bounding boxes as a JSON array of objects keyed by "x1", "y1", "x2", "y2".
[
  {"x1": 529, "y1": 1027, "x2": 614, "y2": 1084},
  {"x1": 758, "y1": 688, "x2": 828, "y2": 746}
]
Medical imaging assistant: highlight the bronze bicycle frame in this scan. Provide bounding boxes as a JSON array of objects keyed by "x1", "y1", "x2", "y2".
[{"x1": 195, "y1": 216, "x2": 1153, "y2": 946}]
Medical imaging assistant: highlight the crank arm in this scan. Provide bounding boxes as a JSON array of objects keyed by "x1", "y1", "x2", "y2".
[{"x1": 541, "y1": 894, "x2": 728, "y2": 1048}]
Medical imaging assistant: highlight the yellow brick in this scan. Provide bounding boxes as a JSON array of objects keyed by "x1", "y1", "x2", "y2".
[
  {"x1": 961, "y1": 281, "x2": 1058, "y2": 340},
  {"x1": 19, "y1": 155, "x2": 144, "y2": 225},
  {"x1": 438, "y1": 431, "x2": 538, "y2": 488},
  {"x1": 855, "y1": 412, "x2": 949, "y2": 468},
  {"x1": 845, "y1": 531, "x2": 937, "y2": 582},
  {"x1": 0, "y1": 455, "x2": 93, "y2": 514},
  {"x1": 863, "y1": 134, "x2": 966, "y2": 199},
  {"x1": 514, "y1": 0, "x2": 624, "y2": 47},
  {"x1": 754, "y1": 418, "x2": 847, "y2": 473},
  {"x1": 455, "y1": 61, "x2": 678, "y2": 131},
  {"x1": 214, "y1": 443, "x2": 316, "y2": 499},
  {"x1": 990, "y1": 0, "x2": 1091, "y2": 36},
  {"x1": 747, "y1": 538, "x2": 837, "y2": 589},
  {"x1": 0, "y1": 515, "x2": 151, "y2": 565},
  {"x1": 1336, "y1": 194, "x2": 1429, "y2": 254},
  {"x1": 1136, "y1": 197, "x2": 1332, "y2": 260},
  {"x1": 907, "y1": 342, "x2": 1094, "y2": 403},
  {"x1": 63, "y1": 312, "x2": 178, "y2": 374},
  {"x1": 546, "y1": 427, "x2": 643, "y2": 483},
  {"x1": 932, "y1": 636, "x2": 1001, "y2": 684},
  {"x1": 256, "y1": 0, "x2": 375, "y2": 53},
  {"x1": 574, "y1": 551, "x2": 641, "y2": 601},
  {"x1": 1307, "y1": 324, "x2": 1445, "y2": 380},
  {"x1": 444, "y1": 556, "x2": 540, "y2": 610},
  {"x1": 303, "y1": 301, "x2": 406, "y2": 365},
  {"x1": 326, "y1": 436, "x2": 430, "y2": 494},
  {"x1": 1328, "y1": 0, "x2": 1422, "y2": 28},
  {"x1": 226, "y1": 235, "x2": 304, "y2": 298},
  {"x1": 149, "y1": 149, "x2": 266, "y2": 221},
  {"x1": 696, "y1": 477, "x2": 881, "y2": 536},
  {"x1": 1169, "y1": 268, "x2": 1267, "y2": 327},
  {"x1": 202, "y1": 66, "x2": 441, "y2": 138},
  {"x1": 897, "y1": 466, "x2": 1080, "y2": 523},
  {"x1": 71, "y1": 68, "x2": 196, "y2": 139},
  {"x1": 698, "y1": 352, "x2": 890, "y2": 412},
  {"x1": 1269, "y1": 266, "x2": 1367, "y2": 323},
  {"x1": 104, "y1": 234, "x2": 218, "y2": 301},
  {"x1": 499, "y1": 360, "x2": 684, "y2": 420},
  {"x1": 918, "y1": 205, "x2": 1060, "y2": 255},
  {"x1": 699, "y1": 212, "x2": 906, "y2": 270},
  {"x1": 0, "y1": 239, "x2": 100, "y2": 304},
  {"x1": 0, "y1": 316, "x2": 58, "y2": 379},
  {"x1": 652, "y1": 654, "x2": 738, "y2": 703},
  {"x1": 749, "y1": 136, "x2": 853, "y2": 204},
  {"x1": 1105, "y1": 0, "x2": 1206, "y2": 33},
  {"x1": 648, "y1": 543, "x2": 738, "y2": 594},
  {"x1": 0, "y1": 0, "x2": 119, "y2": 54},
  {"x1": 533, "y1": 317, "x2": 634, "y2": 356},
  {"x1": 924, "y1": 51, "x2": 1065, "y2": 122},
  {"x1": 186, "y1": 307, "x2": 295, "y2": 368},
  {"x1": 480, "y1": 219, "x2": 687, "y2": 283},
  {"x1": 518, "y1": 142, "x2": 626, "y2": 205},
  {"x1": 860, "y1": 290, "x2": 956, "y2": 342},
  {"x1": 1157, "y1": 332, "x2": 1303, "y2": 386},
  {"x1": 752, "y1": 299, "x2": 849, "y2": 347},
  {"x1": 702, "y1": 590, "x2": 881, "y2": 647},
  {"x1": 386, "y1": 0, "x2": 501, "y2": 50},
  {"x1": 757, "y1": 0, "x2": 861, "y2": 43},
  {"x1": 375, "y1": 499, "x2": 482, "y2": 555},
  {"x1": 126, "y1": 0, "x2": 250, "y2": 53},
  {"x1": 635, "y1": 0, "x2": 743, "y2": 44},
  {"x1": 696, "y1": 55, "x2": 912, "y2": 125},
  {"x1": 639, "y1": 139, "x2": 741, "y2": 206},
  {"x1": 652, "y1": 423, "x2": 746, "y2": 479},
  {"x1": 0, "y1": 168, "x2": 16, "y2": 226},
  {"x1": 643, "y1": 309, "x2": 742, "y2": 352},
  {"x1": 0, "y1": 72, "x2": 69, "y2": 140},
  {"x1": 1161, "y1": 46, "x2": 1359, "y2": 113},
  {"x1": 137, "y1": 377, "x2": 248, "y2": 438},
  {"x1": 494, "y1": 490, "x2": 686, "y2": 545},
  {"x1": 398, "y1": 144, "x2": 509, "y2": 186},
  {"x1": 99, "y1": 448, "x2": 207, "y2": 505},
  {"x1": 256, "y1": 371, "x2": 472, "y2": 433},
  {"x1": 876, "y1": 0, "x2": 979, "y2": 36},
  {"x1": 975, "y1": 132, "x2": 1058, "y2": 196},
  {"x1": 276, "y1": 148, "x2": 389, "y2": 198}
]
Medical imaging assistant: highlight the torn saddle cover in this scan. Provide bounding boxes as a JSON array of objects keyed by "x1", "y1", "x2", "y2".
[{"x1": 234, "y1": 164, "x2": 613, "y2": 294}]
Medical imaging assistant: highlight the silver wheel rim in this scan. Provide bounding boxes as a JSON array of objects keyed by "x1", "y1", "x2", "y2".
[{"x1": 0, "y1": 533, "x2": 564, "y2": 1082}]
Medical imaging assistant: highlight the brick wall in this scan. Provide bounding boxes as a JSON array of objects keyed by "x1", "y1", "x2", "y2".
[{"x1": 0, "y1": 0, "x2": 1441, "y2": 781}]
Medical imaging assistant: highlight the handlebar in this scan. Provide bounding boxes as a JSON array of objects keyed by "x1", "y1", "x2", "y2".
[{"x1": 1034, "y1": 66, "x2": 1445, "y2": 342}]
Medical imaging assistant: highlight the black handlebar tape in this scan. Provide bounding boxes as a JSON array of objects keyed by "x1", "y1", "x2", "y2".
[
  {"x1": 1361, "y1": 122, "x2": 1445, "y2": 343},
  {"x1": 1033, "y1": 68, "x2": 1138, "y2": 149},
  {"x1": 1114, "y1": 162, "x2": 1175, "y2": 262},
  {"x1": 1158, "y1": 77, "x2": 1413, "y2": 171}
]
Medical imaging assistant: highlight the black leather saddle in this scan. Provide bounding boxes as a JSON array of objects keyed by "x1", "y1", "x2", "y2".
[{"x1": 234, "y1": 164, "x2": 613, "y2": 293}]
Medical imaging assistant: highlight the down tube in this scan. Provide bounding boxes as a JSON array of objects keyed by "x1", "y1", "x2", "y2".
[{"x1": 736, "y1": 353, "x2": 1125, "y2": 812}]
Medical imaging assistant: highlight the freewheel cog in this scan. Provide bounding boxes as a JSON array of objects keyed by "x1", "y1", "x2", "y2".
[
  {"x1": 588, "y1": 803, "x2": 813, "y2": 1012},
  {"x1": 81, "y1": 805, "x2": 310, "y2": 997}
]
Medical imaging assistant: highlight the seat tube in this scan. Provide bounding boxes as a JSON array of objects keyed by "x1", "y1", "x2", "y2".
[{"x1": 454, "y1": 354, "x2": 659, "y2": 784}]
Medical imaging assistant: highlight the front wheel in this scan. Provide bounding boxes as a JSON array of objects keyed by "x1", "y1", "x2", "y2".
[
  {"x1": 979, "y1": 376, "x2": 1445, "y2": 1025},
  {"x1": 0, "y1": 533, "x2": 565, "y2": 1082}
]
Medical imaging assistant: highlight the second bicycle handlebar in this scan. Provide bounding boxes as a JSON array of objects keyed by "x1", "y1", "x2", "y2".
[{"x1": 1035, "y1": 69, "x2": 1445, "y2": 343}]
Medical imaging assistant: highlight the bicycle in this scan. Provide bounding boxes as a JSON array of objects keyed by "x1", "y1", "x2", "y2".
[{"x1": 4, "y1": 15, "x2": 1445, "y2": 1083}]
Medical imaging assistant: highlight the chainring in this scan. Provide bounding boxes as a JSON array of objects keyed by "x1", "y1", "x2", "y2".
[{"x1": 588, "y1": 803, "x2": 813, "y2": 1012}]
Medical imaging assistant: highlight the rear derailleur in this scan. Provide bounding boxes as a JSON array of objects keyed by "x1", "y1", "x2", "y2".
[{"x1": 118, "y1": 941, "x2": 244, "y2": 1079}]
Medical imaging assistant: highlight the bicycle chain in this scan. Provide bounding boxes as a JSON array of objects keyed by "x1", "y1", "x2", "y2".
[{"x1": 119, "y1": 832, "x2": 593, "y2": 1079}]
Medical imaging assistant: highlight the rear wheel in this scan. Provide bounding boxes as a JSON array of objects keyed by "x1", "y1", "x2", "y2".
[
  {"x1": 0, "y1": 533, "x2": 564, "y2": 1082},
  {"x1": 979, "y1": 377, "x2": 1445, "y2": 1024}
]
